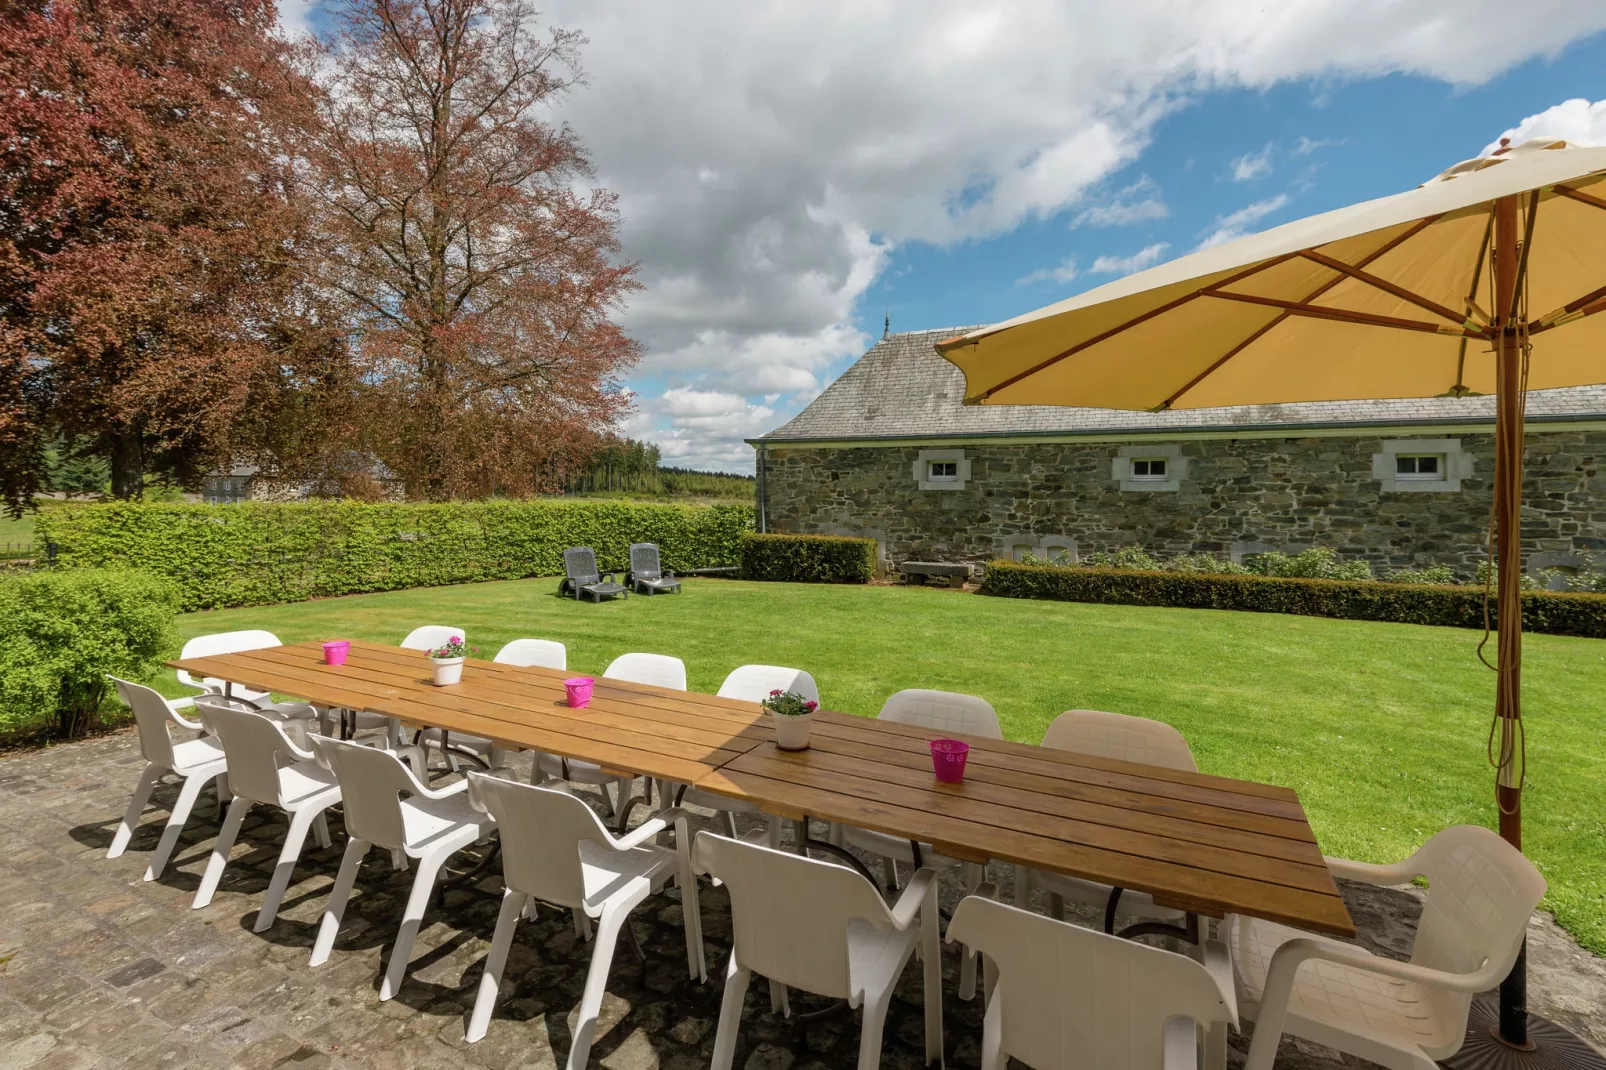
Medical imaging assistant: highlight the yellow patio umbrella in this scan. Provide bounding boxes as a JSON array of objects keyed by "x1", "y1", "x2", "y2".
[{"x1": 935, "y1": 137, "x2": 1606, "y2": 1068}]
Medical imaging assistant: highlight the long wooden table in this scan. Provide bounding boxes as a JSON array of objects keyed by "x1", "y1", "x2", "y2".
[{"x1": 169, "y1": 640, "x2": 1355, "y2": 938}]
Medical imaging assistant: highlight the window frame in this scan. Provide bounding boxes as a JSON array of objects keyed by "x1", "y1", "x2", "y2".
[
  {"x1": 1394, "y1": 453, "x2": 1446, "y2": 481},
  {"x1": 1128, "y1": 457, "x2": 1169, "y2": 481}
]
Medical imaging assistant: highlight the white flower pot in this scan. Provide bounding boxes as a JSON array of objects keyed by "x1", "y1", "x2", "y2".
[
  {"x1": 430, "y1": 656, "x2": 465, "y2": 686},
  {"x1": 773, "y1": 710, "x2": 813, "y2": 751}
]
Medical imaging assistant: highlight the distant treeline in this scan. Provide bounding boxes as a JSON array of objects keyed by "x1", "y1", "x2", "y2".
[{"x1": 561, "y1": 438, "x2": 754, "y2": 498}]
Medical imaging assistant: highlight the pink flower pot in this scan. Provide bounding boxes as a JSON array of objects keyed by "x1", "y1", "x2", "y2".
[
  {"x1": 564, "y1": 677, "x2": 596, "y2": 709},
  {"x1": 929, "y1": 738, "x2": 970, "y2": 783},
  {"x1": 322, "y1": 640, "x2": 350, "y2": 666}
]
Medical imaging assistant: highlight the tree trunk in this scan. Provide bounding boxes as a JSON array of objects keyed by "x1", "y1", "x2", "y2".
[{"x1": 109, "y1": 429, "x2": 144, "y2": 500}]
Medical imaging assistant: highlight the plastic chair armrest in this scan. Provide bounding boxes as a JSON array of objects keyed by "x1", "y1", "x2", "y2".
[
  {"x1": 167, "y1": 705, "x2": 205, "y2": 731},
  {"x1": 1201, "y1": 939, "x2": 1240, "y2": 1027},
  {"x1": 612, "y1": 806, "x2": 688, "y2": 851},
  {"x1": 412, "y1": 773, "x2": 470, "y2": 801},
  {"x1": 888, "y1": 867, "x2": 939, "y2": 931},
  {"x1": 1323, "y1": 854, "x2": 1419, "y2": 886},
  {"x1": 1163, "y1": 1016, "x2": 1200, "y2": 1070},
  {"x1": 1268, "y1": 936, "x2": 1498, "y2": 995},
  {"x1": 168, "y1": 696, "x2": 197, "y2": 710}
]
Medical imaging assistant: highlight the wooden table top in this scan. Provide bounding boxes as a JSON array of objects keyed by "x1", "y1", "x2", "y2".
[{"x1": 170, "y1": 640, "x2": 1355, "y2": 938}]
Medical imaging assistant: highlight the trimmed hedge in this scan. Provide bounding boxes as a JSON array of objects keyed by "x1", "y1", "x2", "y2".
[
  {"x1": 981, "y1": 558, "x2": 1606, "y2": 638},
  {"x1": 0, "y1": 569, "x2": 180, "y2": 738},
  {"x1": 37, "y1": 500, "x2": 754, "y2": 611},
  {"x1": 740, "y1": 532, "x2": 876, "y2": 584}
]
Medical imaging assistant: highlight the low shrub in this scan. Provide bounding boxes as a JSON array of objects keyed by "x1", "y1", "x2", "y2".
[
  {"x1": 740, "y1": 533, "x2": 876, "y2": 583},
  {"x1": 980, "y1": 558, "x2": 1606, "y2": 638},
  {"x1": 0, "y1": 569, "x2": 180, "y2": 739},
  {"x1": 36, "y1": 500, "x2": 755, "y2": 610}
]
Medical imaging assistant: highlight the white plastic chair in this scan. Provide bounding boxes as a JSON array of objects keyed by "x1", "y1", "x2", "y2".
[
  {"x1": 947, "y1": 892, "x2": 1238, "y2": 1070},
  {"x1": 673, "y1": 666, "x2": 820, "y2": 844},
  {"x1": 1017, "y1": 710, "x2": 1198, "y2": 934},
  {"x1": 1229, "y1": 825, "x2": 1547, "y2": 1070},
  {"x1": 534, "y1": 653, "x2": 687, "y2": 828},
  {"x1": 463, "y1": 775, "x2": 703, "y2": 1059},
  {"x1": 399, "y1": 625, "x2": 466, "y2": 652},
  {"x1": 175, "y1": 629, "x2": 320, "y2": 739},
  {"x1": 492, "y1": 638, "x2": 567, "y2": 670},
  {"x1": 190, "y1": 700, "x2": 341, "y2": 932},
  {"x1": 105, "y1": 677, "x2": 230, "y2": 882},
  {"x1": 307, "y1": 735, "x2": 495, "y2": 1000},
  {"x1": 836, "y1": 687, "x2": 1000, "y2": 998},
  {"x1": 697, "y1": 830, "x2": 942, "y2": 1070}
]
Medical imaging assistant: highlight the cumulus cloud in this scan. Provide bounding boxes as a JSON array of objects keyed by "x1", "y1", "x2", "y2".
[
  {"x1": 1485, "y1": 97, "x2": 1606, "y2": 152},
  {"x1": 1091, "y1": 242, "x2": 1171, "y2": 275},
  {"x1": 1016, "y1": 258, "x2": 1080, "y2": 286},
  {"x1": 1072, "y1": 175, "x2": 1170, "y2": 228},
  {"x1": 1197, "y1": 194, "x2": 1291, "y2": 249},
  {"x1": 1230, "y1": 143, "x2": 1274, "y2": 181},
  {"x1": 633, "y1": 388, "x2": 778, "y2": 471},
  {"x1": 1294, "y1": 135, "x2": 1343, "y2": 155}
]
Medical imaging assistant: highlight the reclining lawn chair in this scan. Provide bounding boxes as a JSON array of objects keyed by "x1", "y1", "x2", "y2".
[
  {"x1": 559, "y1": 546, "x2": 628, "y2": 602},
  {"x1": 628, "y1": 542, "x2": 682, "y2": 595}
]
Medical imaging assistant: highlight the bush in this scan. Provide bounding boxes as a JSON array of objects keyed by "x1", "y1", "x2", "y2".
[
  {"x1": 740, "y1": 533, "x2": 876, "y2": 583},
  {"x1": 1246, "y1": 546, "x2": 1374, "y2": 581},
  {"x1": 36, "y1": 500, "x2": 755, "y2": 611},
  {"x1": 980, "y1": 558, "x2": 1606, "y2": 638},
  {"x1": 0, "y1": 569, "x2": 180, "y2": 739}
]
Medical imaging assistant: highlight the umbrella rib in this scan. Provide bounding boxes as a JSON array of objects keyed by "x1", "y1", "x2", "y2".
[
  {"x1": 1297, "y1": 250, "x2": 1480, "y2": 329},
  {"x1": 1530, "y1": 283, "x2": 1606, "y2": 332},
  {"x1": 1202, "y1": 291, "x2": 1489, "y2": 337},
  {"x1": 1552, "y1": 184, "x2": 1606, "y2": 213}
]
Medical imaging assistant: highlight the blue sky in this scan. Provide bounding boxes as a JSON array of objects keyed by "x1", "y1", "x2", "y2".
[{"x1": 280, "y1": 3, "x2": 1606, "y2": 473}]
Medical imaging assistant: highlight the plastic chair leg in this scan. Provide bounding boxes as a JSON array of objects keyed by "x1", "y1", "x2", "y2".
[
  {"x1": 921, "y1": 880, "x2": 943, "y2": 1065},
  {"x1": 312, "y1": 811, "x2": 332, "y2": 849},
  {"x1": 193, "y1": 796, "x2": 251, "y2": 908},
  {"x1": 466, "y1": 889, "x2": 528, "y2": 1043},
  {"x1": 108, "y1": 764, "x2": 163, "y2": 859},
  {"x1": 566, "y1": 903, "x2": 629, "y2": 1070},
  {"x1": 311, "y1": 837, "x2": 369, "y2": 967},
  {"x1": 709, "y1": 957, "x2": 751, "y2": 1070},
  {"x1": 256, "y1": 804, "x2": 327, "y2": 933},
  {"x1": 674, "y1": 815, "x2": 705, "y2": 981},
  {"x1": 379, "y1": 846, "x2": 452, "y2": 1000},
  {"x1": 857, "y1": 990, "x2": 891, "y2": 1070},
  {"x1": 958, "y1": 861, "x2": 984, "y2": 1000},
  {"x1": 144, "y1": 771, "x2": 210, "y2": 881}
]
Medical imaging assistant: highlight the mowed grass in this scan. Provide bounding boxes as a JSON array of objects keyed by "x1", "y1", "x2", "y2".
[{"x1": 167, "y1": 576, "x2": 1606, "y2": 954}]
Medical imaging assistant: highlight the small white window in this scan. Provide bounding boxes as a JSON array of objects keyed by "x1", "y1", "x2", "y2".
[
  {"x1": 927, "y1": 460, "x2": 959, "y2": 482},
  {"x1": 1395, "y1": 454, "x2": 1444, "y2": 481},
  {"x1": 914, "y1": 449, "x2": 971, "y2": 490},
  {"x1": 1129, "y1": 458, "x2": 1168, "y2": 480}
]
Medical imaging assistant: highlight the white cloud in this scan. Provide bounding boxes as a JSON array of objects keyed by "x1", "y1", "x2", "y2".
[
  {"x1": 1294, "y1": 135, "x2": 1343, "y2": 155},
  {"x1": 1016, "y1": 258, "x2": 1080, "y2": 286},
  {"x1": 1230, "y1": 143, "x2": 1274, "y2": 181},
  {"x1": 1197, "y1": 194, "x2": 1291, "y2": 249},
  {"x1": 635, "y1": 388, "x2": 777, "y2": 471},
  {"x1": 1485, "y1": 97, "x2": 1606, "y2": 153},
  {"x1": 1090, "y1": 242, "x2": 1171, "y2": 275},
  {"x1": 1071, "y1": 175, "x2": 1169, "y2": 228}
]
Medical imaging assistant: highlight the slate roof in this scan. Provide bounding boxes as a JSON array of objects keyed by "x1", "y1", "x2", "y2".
[{"x1": 754, "y1": 327, "x2": 1606, "y2": 443}]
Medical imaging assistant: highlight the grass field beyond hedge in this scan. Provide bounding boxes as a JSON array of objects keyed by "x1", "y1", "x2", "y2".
[{"x1": 166, "y1": 576, "x2": 1606, "y2": 954}]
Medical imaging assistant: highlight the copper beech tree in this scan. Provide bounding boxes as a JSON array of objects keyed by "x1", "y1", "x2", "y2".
[
  {"x1": 302, "y1": 0, "x2": 640, "y2": 499},
  {"x1": 0, "y1": 0, "x2": 311, "y2": 512}
]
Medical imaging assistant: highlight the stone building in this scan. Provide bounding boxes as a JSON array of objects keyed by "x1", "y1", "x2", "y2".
[{"x1": 749, "y1": 328, "x2": 1606, "y2": 579}]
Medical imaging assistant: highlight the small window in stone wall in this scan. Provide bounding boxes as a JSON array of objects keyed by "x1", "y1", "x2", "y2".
[
  {"x1": 1112, "y1": 445, "x2": 1186, "y2": 492},
  {"x1": 1394, "y1": 454, "x2": 1443, "y2": 481},
  {"x1": 1130, "y1": 457, "x2": 1168, "y2": 480},
  {"x1": 1373, "y1": 439, "x2": 1469, "y2": 492},
  {"x1": 913, "y1": 448, "x2": 972, "y2": 491},
  {"x1": 927, "y1": 460, "x2": 959, "y2": 482}
]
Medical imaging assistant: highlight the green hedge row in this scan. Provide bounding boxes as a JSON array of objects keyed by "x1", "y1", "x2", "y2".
[
  {"x1": 980, "y1": 558, "x2": 1606, "y2": 638},
  {"x1": 740, "y1": 533, "x2": 876, "y2": 583},
  {"x1": 0, "y1": 569, "x2": 180, "y2": 739},
  {"x1": 38, "y1": 501, "x2": 755, "y2": 611}
]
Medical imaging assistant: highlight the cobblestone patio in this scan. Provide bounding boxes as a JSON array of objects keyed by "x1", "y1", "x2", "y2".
[{"x1": 1, "y1": 730, "x2": 1601, "y2": 1070}]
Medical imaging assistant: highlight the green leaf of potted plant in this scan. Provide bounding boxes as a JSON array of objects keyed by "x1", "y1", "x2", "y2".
[{"x1": 762, "y1": 688, "x2": 818, "y2": 751}]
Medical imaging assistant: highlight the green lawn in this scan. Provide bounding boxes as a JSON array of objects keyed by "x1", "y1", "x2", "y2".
[{"x1": 168, "y1": 576, "x2": 1606, "y2": 954}]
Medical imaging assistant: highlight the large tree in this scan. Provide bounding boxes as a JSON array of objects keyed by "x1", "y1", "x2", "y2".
[
  {"x1": 0, "y1": 0, "x2": 311, "y2": 510},
  {"x1": 303, "y1": 0, "x2": 639, "y2": 500}
]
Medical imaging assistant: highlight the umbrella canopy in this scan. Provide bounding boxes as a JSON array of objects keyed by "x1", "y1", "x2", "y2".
[{"x1": 936, "y1": 140, "x2": 1606, "y2": 410}]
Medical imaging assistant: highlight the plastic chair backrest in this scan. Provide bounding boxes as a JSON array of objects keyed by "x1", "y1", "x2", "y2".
[
  {"x1": 400, "y1": 625, "x2": 465, "y2": 652},
  {"x1": 195, "y1": 700, "x2": 301, "y2": 806},
  {"x1": 878, "y1": 688, "x2": 1000, "y2": 739},
  {"x1": 311, "y1": 736, "x2": 423, "y2": 849},
  {"x1": 110, "y1": 677, "x2": 180, "y2": 768},
  {"x1": 1041, "y1": 709, "x2": 1198, "y2": 772},
  {"x1": 565, "y1": 547, "x2": 601, "y2": 586},
  {"x1": 493, "y1": 638, "x2": 567, "y2": 670},
  {"x1": 628, "y1": 543, "x2": 662, "y2": 580},
  {"x1": 947, "y1": 895, "x2": 1229, "y2": 1070},
  {"x1": 468, "y1": 774, "x2": 611, "y2": 909},
  {"x1": 176, "y1": 629, "x2": 281, "y2": 690},
  {"x1": 695, "y1": 831, "x2": 892, "y2": 1000},
  {"x1": 1407, "y1": 825, "x2": 1547, "y2": 1027},
  {"x1": 604, "y1": 652, "x2": 688, "y2": 691},
  {"x1": 718, "y1": 665, "x2": 820, "y2": 704}
]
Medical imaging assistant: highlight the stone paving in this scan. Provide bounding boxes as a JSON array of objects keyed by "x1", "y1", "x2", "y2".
[{"x1": 1, "y1": 729, "x2": 1602, "y2": 1070}]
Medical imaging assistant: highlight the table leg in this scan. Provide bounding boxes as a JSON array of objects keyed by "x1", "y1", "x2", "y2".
[{"x1": 791, "y1": 816, "x2": 878, "y2": 884}]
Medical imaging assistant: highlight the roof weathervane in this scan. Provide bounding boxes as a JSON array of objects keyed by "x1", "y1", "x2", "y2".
[{"x1": 883, "y1": 307, "x2": 891, "y2": 339}]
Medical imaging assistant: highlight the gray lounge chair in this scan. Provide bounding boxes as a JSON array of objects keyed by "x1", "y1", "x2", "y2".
[
  {"x1": 628, "y1": 543, "x2": 682, "y2": 595},
  {"x1": 559, "y1": 547, "x2": 628, "y2": 602}
]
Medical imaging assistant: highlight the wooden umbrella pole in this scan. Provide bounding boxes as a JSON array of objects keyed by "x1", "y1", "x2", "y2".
[{"x1": 1491, "y1": 192, "x2": 1531, "y2": 1049}]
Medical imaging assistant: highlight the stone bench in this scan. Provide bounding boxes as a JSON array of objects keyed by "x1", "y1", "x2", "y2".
[{"x1": 900, "y1": 561, "x2": 973, "y2": 587}]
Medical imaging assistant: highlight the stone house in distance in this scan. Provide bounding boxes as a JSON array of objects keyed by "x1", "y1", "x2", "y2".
[{"x1": 750, "y1": 327, "x2": 1606, "y2": 579}]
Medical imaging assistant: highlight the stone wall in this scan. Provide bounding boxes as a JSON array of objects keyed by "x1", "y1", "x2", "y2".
[{"x1": 759, "y1": 430, "x2": 1606, "y2": 578}]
